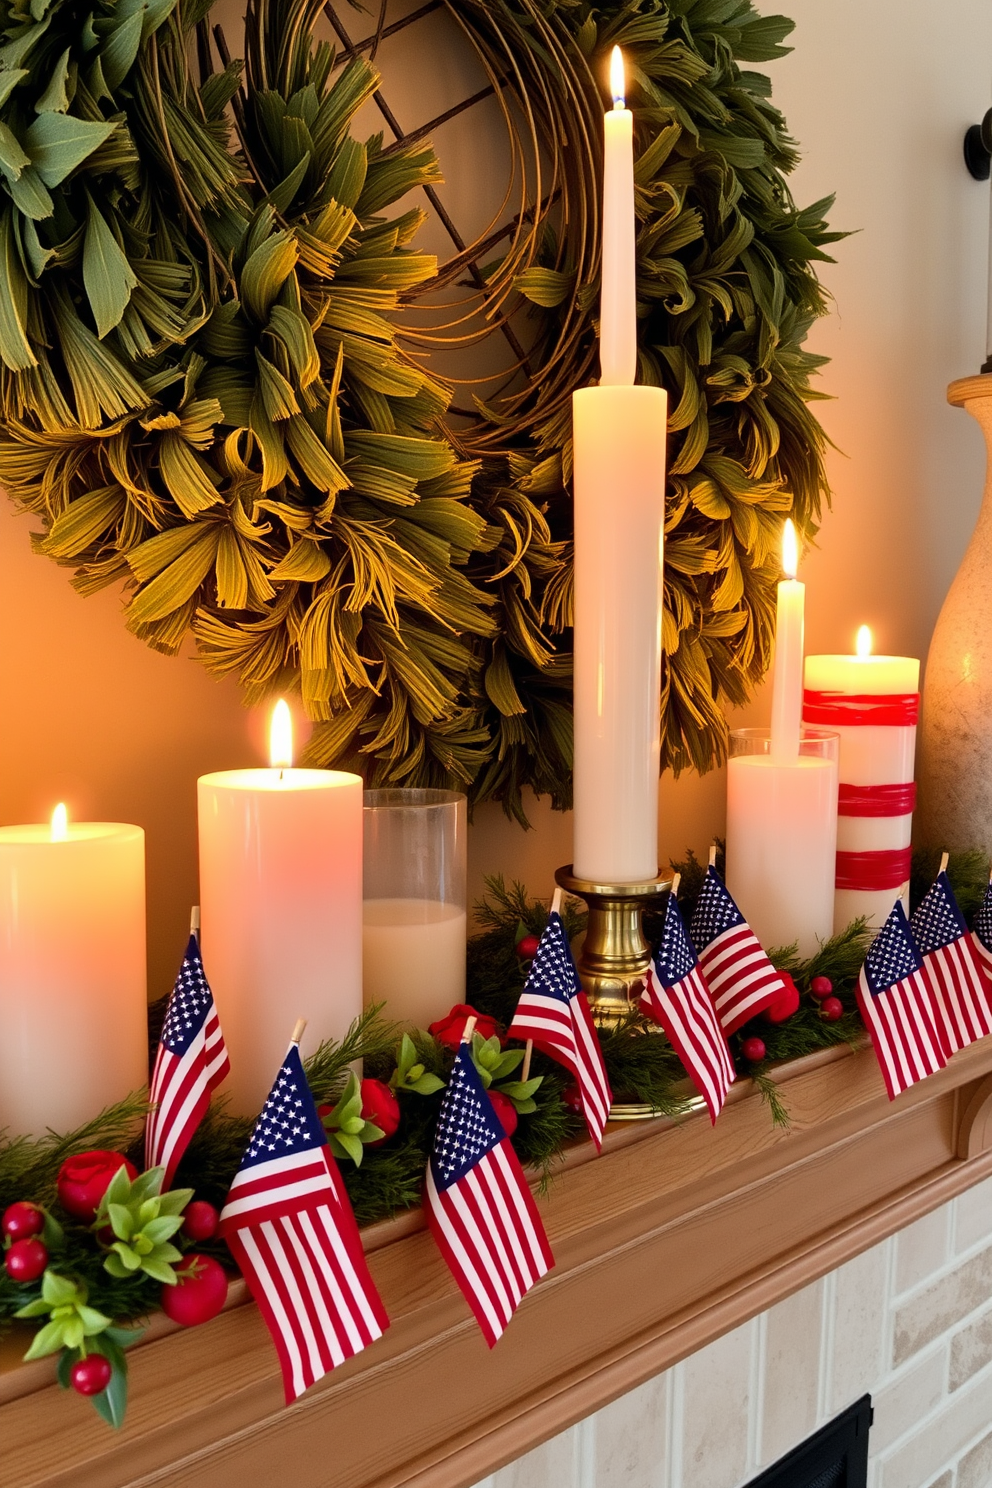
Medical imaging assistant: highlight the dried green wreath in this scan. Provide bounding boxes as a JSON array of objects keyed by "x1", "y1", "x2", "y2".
[{"x1": 0, "y1": 0, "x2": 839, "y2": 817}]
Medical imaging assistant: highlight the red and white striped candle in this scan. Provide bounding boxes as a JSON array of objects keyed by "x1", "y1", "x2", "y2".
[{"x1": 803, "y1": 628, "x2": 920, "y2": 931}]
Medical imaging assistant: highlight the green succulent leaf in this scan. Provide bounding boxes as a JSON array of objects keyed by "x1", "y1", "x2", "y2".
[
  {"x1": 83, "y1": 193, "x2": 137, "y2": 337},
  {"x1": 24, "y1": 112, "x2": 114, "y2": 187}
]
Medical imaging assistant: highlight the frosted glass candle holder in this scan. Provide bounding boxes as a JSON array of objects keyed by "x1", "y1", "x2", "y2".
[
  {"x1": 725, "y1": 727, "x2": 839, "y2": 958},
  {"x1": 363, "y1": 789, "x2": 467, "y2": 1029}
]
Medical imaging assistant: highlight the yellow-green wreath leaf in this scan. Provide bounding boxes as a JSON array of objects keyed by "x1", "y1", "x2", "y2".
[
  {"x1": 269, "y1": 539, "x2": 331, "y2": 582},
  {"x1": 159, "y1": 433, "x2": 223, "y2": 518},
  {"x1": 513, "y1": 266, "x2": 575, "y2": 309},
  {"x1": 127, "y1": 526, "x2": 221, "y2": 622},
  {"x1": 241, "y1": 230, "x2": 298, "y2": 322}
]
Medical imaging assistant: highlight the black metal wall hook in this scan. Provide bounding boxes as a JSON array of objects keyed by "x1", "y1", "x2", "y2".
[{"x1": 964, "y1": 108, "x2": 992, "y2": 180}]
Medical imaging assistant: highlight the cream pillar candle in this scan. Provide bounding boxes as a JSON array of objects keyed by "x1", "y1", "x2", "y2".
[
  {"x1": 363, "y1": 901, "x2": 467, "y2": 1028},
  {"x1": 804, "y1": 627, "x2": 920, "y2": 931},
  {"x1": 362, "y1": 788, "x2": 467, "y2": 1028},
  {"x1": 572, "y1": 46, "x2": 667, "y2": 884},
  {"x1": 0, "y1": 806, "x2": 147, "y2": 1137},
  {"x1": 770, "y1": 520, "x2": 804, "y2": 760},
  {"x1": 198, "y1": 703, "x2": 363, "y2": 1114},
  {"x1": 725, "y1": 730, "x2": 838, "y2": 957},
  {"x1": 572, "y1": 382, "x2": 667, "y2": 883},
  {"x1": 600, "y1": 46, "x2": 637, "y2": 387}
]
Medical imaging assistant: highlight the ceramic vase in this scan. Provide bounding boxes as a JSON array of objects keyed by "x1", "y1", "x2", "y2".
[{"x1": 917, "y1": 374, "x2": 992, "y2": 851}]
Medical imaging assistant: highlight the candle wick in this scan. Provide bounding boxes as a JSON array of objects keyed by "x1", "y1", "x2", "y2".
[{"x1": 279, "y1": 767, "x2": 284, "y2": 782}]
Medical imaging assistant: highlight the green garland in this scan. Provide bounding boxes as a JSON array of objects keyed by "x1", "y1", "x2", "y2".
[
  {"x1": 8, "y1": 854, "x2": 990, "y2": 1424},
  {"x1": 0, "y1": 0, "x2": 839, "y2": 817}
]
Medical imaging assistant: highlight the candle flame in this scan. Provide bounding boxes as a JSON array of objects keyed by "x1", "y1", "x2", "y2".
[
  {"x1": 610, "y1": 45, "x2": 625, "y2": 109},
  {"x1": 269, "y1": 699, "x2": 293, "y2": 769},
  {"x1": 781, "y1": 518, "x2": 798, "y2": 579},
  {"x1": 856, "y1": 625, "x2": 872, "y2": 660},
  {"x1": 51, "y1": 802, "x2": 68, "y2": 841}
]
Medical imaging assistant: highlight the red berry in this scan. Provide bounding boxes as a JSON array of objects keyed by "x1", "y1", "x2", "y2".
[
  {"x1": 359, "y1": 1078, "x2": 401, "y2": 1146},
  {"x1": 741, "y1": 1036, "x2": 766, "y2": 1062},
  {"x1": 70, "y1": 1355, "x2": 112, "y2": 1396},
  {"x1": 182, "y1": 1201, "x2": 220, "y2": 1242},
  {"x1": 820, "y1": 996, "x2": 844, "y2": 1022},
  {"x1": 161, "y1": 1254, "x2": 228, "y2": 1327},
  {"x1": 5, "y1": 1237, "x2": 48, "y2": 1282},
  {"x1": 562, "y1": 1083, "x2": 584, "y2": 1116},
  {"x1": 488, "y1": 1089, "x2": 518, "y2": 1138},
  {"x1": 810, "y1": 976, "x2": 834, "y2": 1000},
  {"x1": 516, "y1": 935, "x2": 540, "y2": 960},
  {"x1": 2, "y1": 1202, "x2": 44, "y2": 1241},
  {"x1": 764, "y1": 972, "x2": 800, "y2": 1025}
]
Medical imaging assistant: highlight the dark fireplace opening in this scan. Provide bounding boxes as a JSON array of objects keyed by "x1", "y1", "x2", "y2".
[{"x1": 748, "y1": 1396, "x2": 872, "y2": 1488}]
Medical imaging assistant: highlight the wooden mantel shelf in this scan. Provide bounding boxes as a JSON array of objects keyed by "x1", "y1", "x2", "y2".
[{"x1": 6, "y1": 1040, "x2": 992, "y2": 1488}]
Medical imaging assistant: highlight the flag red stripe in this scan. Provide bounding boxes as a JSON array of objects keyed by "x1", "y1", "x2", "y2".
[
  {"x1": 464, "y1": 1166, "x2": 528, "y2": 1305},
  {"x1": 857, "y1": 969, "x2": 946, "y2": 1100},
  {"x1": 424, "y1": 1137, "x2": 552, "y2": 1349},
  {"x1": 642, "y1": 964, "x2": 733, "y2": 1123},
  {"x1": 699, "y1": 924, "x2": 783, "y2": 1034},
  {"x1": 510, "y1": 991, "x2": 611, "y2": 1147},
  {"x1": 924, "y1": 937, "x2": 992, "y2": 1054},
  {"x1": 146, "y1": 1007, "x2": 229, "y2": 1186},
  {"x1": 425, "y1": 1165, "x2": 508, "y2": 1345}
]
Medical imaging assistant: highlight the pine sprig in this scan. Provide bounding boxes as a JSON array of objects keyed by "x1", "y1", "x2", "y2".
[{"x1": 0, "y1": 1093, "x2": 150, "y2": 1215}]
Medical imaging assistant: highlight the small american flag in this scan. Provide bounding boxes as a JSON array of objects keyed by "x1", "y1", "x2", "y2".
[
  {"x1": 219, "y1": 1043, "x2": 388, "y2": 1402},
  {"x1": 912, "y1": 870, "x2": 992, "y2": 1055},
  {"x1": 971, "y1": 879, "x2": 992, "y2": 982},
  {"x1": 856, "y1": 898, "x2": 947, "y2": 1100},
  {"x1": 689, "y1": 867, "x2": 787, "y2": 1034},
  {"x1": 508, "y1": 909, "x2": 612, "y2": 1148},
  {"x1": 145, "y1": 932, "x2": 230, "y2": 1188},
  {"x1": 424, "y1": 1041, "x2": 553, "y2": 1347},
  {"x1": 642, "y1": 891, "x2": 735, "y2": 1123}
]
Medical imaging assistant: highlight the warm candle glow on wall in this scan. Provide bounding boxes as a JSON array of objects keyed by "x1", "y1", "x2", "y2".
[
  {"x1": 856, "y1": 625, "x2": 872, "y2": 660},
  {"x1": 269, "y1": 700, "x2": 293, "y2": 769},
  {"x1": 610, "y1": 43, "x2": 625, "y2": 106},
  {"x1": 50, "y1": 802, "x2": 68, "y2": 842}
]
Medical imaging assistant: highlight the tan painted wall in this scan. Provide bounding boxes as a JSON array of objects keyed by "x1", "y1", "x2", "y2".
[{"x1": 1, "y1": 0, "x2": 990, "y2": 999}]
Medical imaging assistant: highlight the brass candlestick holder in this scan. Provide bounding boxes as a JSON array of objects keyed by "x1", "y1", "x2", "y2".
[{"x1": 554, "y1": 864, "x2": 673, "y2": 1120}]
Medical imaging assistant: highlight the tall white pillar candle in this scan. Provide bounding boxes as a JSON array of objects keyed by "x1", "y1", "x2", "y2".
[
  {"x1": 198, "y1": 704, "x2": 363, "y2": 1114},
  {"x1": 600, "y1": 46, "x2": 637, "y2": 387},
  {"x1": 572, "y1": 383, "x2": 667, "y2": 883},
  {"x1": 572, "y1": 46, "x2": 666, "y2": 884},
  {"x1": 770, "y1": 519, "x2": 804, "y2": 760},
  {"x1": 804, "y1": 629, "x2": 920, "y2": 931},
  {"x1": 0, "y1": 807, "x2": 147, "y2": 1137}
]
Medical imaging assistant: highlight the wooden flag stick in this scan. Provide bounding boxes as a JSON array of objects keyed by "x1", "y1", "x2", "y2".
[
  {"x1": 291, "y1": 1018, "x2": 307, "y2": 1047},
  {"x1": 461, "y1": 1014, "x2": 477, "y2": 1044},
  {"x1": 551, "y1": 886, "x2": 563, "y2": 917},
  {"x1": 522, "y1": 1040, "x2": 533, "y2": 1082},
  {"x1": 190, "y1": 905, "x2": 201, "y2": 936},
  {"x1": 671, "y1": 872, "x2": 682, "y2": 897},
  {"x1": 708, "y1": 844, "x2": 717, "y2": 869},
  {"x1": 939, "y1": 851, "x2": 949, "y2": 875}
]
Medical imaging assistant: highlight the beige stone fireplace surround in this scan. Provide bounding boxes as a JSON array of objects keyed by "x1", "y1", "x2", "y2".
[{"x1": 4, "y1": 1040, "x2": 992, "y2": 1488}]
